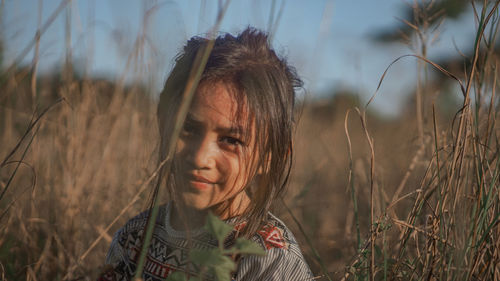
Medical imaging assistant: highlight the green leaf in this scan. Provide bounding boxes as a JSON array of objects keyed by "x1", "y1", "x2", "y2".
[
  {"x1": 190, "y1": 249, "x2": 235, "y2": 267},
  {"x1": 228, "y1": 238, "x2": 266, "y2": 256},
  {"x1": 190, "y1": 248, "x2": 236, "y2": 281},
  {"x1": 205, "y1": 212, "x2": 233, "y2": 244},
  {"x1": 212, "y1": 255, "x2": 236, "y2": 281},
  {"x1": 165, "y1": 271, "x2": 188, "y2": 281},
  {"x1": 190, "y1": 248, "x2": 222, "y2": 267}
]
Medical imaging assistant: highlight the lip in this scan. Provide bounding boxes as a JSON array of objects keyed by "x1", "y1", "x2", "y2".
[{"x1": 187, "y1": 174, "x2": 215, "y2": 191}]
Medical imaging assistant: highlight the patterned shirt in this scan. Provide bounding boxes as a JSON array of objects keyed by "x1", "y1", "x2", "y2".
[{"x1": 99, "y1": 203, "x2": 313, "y2": 281}]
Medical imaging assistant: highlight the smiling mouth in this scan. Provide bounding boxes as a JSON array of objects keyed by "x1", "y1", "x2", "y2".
[{"x1": 187, "y1": 175, "x2": 215, "y2": 191}]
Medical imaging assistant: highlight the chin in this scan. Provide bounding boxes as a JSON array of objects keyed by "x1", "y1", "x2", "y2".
[{"x1": 181, "y1": 194, "x2": 213, "y2": 210}]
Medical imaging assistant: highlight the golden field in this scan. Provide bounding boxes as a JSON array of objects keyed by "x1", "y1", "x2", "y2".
[{"x1": 1, "y1": 2, "x2": 499, "y2": 280}]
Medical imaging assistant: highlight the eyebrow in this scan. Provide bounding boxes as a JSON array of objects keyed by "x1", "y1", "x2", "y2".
[
  {"x1": 220, "y1": 126, "x2": 244, "y2": 136},
  {"x1": 185, "y1": 113, "x2": 246, "y2": 136}
]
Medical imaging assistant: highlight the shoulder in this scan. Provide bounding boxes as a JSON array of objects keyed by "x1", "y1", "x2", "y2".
[
  {"x1": 236, "y1": 214, "x2": 313, "y2": 281},
  {"x1": 112, "y1": 206, "x2": 168, "y2": 240},
  {"x1": 105, "y1": 206, "x2": 168, "y2": 264},
  {"x1": 251, "y1": 213, "x2": 295, "y2": 251},
  {"x1": 115, "y1": 210, "x2": 148, "y2": 238}
]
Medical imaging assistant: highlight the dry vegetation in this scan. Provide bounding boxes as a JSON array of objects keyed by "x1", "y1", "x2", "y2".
[{"x1": 1, "y1": 1, "x2": 499, "y2": 281}]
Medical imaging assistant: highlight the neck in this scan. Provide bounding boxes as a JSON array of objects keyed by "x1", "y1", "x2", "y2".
[
  {"x1": 170, "y1": 192, "x2": 251, "y2": 231},
  {"x1": 170, "y1": 204, "x2": 207, "y2": 231}
]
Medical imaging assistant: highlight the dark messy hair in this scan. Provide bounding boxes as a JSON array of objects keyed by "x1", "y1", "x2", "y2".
[{"x1": 157, "y1": 27, "x2": 302, "y2": 237}]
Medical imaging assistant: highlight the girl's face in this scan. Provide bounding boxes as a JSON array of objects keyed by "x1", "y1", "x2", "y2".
[{"x1": 173, "y1": 82, "x2": 254, "y2": 217}]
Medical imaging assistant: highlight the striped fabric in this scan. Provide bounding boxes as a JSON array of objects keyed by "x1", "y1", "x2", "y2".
[{"x1": 101, "y1": 203, "x2": 314, "y2": 281}]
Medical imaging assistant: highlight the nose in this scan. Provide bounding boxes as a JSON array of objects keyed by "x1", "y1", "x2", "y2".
[{"x1": 188, "y1": 135, "x2": 217, "y2": 170}]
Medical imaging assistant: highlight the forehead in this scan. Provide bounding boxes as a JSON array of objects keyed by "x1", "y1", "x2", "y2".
[{"x1": 193, "y1": 82, "x2": 250, "y2": 125}]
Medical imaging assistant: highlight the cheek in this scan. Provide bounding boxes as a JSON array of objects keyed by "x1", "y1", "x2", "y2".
[
  {"x1": 217, "y1": 154, "x2": 232, "y2": 179},
  {"x1": 223, "y1": 154, "x2": 251, "y2": 190}
]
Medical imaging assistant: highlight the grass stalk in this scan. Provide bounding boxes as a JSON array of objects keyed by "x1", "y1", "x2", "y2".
[
  {"x1": 345, "y1": 110, "x2": 361, "y2": 252},
  {"x1": 282, "y1": 199, "x2": 333, "y2": 281},
  {"x1": 133, "y1": 2, "x2": 231, "y2": 279}
]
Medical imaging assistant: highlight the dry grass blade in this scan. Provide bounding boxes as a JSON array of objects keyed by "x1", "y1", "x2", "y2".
[
  {"x1": 1, "y1": 98, "x2": 66, "y2": 167},
  {"x1": 389, "y1": 144, "x2": 426, "y2": 216},
  {"x1": 390, "y1": 218, "x2": 453, "y2": 248},
  {"x1": 3, "y1": 0, "x2": 72, "y2": 76},
  {"x1": 0, "y1": 98, "x2": 65, "y2": 203},
  {"x1": 354, "y1": 107, "x2": 376, "y2": 281},
  {"x1": 0, "y1": 160, "x2": 36, "y2": 222},
  {"x1": 344, "y1": 106, "x2": 376, "y2": 281},
  {"x1": 344, "y1": 108, "x2": 361, "y2": 250},
  {"x1": 366, "y1": 54, "x2": 466, "y2": 109},
  {"x1": 78, "y1": 156, "x2": 170, "y2": 262},
  {"x1": 2, "y1": 1, "x2": 500, "y2": 280},
  {"x1": 133, "y1": 1, "x2": 232, "y2": 279},
  {"x1": 282, "y1": 198, "x2": 333, "y2": 281},
  {"x1": 0, "y1": 125, "x2": 39, "y2": 204}
]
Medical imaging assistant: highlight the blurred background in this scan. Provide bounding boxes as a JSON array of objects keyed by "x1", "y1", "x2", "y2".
[
  {"x1": 3, "y1": 0, "x2": 480, "y2": 115},
  {"x1": 1, "y1": 0, "x2": 499, "y2": 280}
]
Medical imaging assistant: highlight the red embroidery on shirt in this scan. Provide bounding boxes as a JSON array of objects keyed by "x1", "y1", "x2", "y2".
[
  {"x1": 258, "y1": 224, "x2": 287, "y2": 250},
  {"x1": 232, "y1": 222, "x2": 288, "y2": 250}
]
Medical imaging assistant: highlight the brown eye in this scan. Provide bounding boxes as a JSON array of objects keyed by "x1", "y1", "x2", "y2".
[{"x1": 220, "y1": 136, "x2": 243, "y2": 146}]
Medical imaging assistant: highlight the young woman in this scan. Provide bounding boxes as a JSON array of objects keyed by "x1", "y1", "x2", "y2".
[{"x1": 100, "y1": 27, "x2": 313, "y2": 281}]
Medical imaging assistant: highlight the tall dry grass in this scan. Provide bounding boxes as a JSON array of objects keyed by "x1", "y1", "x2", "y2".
[
  {"x1": 1, "y1": 1, "x2": 499, "y2": 281},
  {"x1": 284, "y1": 2, "x2": 499, "y2": 280},
  {"x1": 1, "y1": 72, "x2": 159, "y2": 279}
]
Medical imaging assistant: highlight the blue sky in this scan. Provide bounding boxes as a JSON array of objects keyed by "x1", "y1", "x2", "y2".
[{"x1": 3, "y1": 0, "x2": 478, "y2": 116}]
